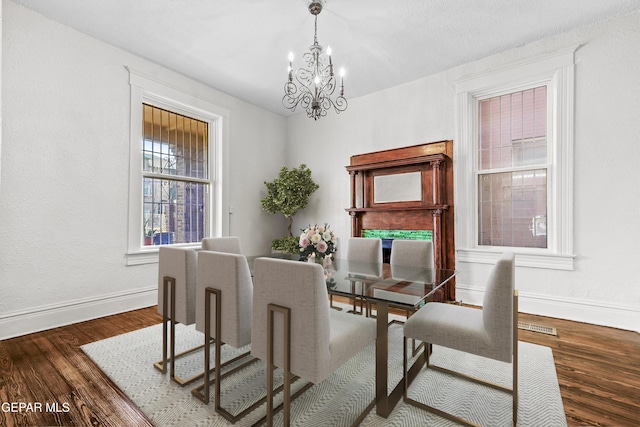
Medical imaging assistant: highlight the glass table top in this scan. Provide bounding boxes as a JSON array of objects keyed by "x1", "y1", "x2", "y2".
[{"x1": 246, "y1": 253, "x2": 456, "y2": 309}]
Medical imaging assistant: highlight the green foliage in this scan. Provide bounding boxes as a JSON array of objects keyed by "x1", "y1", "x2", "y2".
[
  {"x1": 261, "y1": 164, "x2": 319, "y2": 236},
  {"x1": 270, "y1": 236, "x2": 300, "y2": 254}
]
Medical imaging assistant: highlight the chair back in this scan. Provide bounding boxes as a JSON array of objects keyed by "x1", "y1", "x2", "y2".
[
  {"x1": 390, "y1": 239, "x2": 434, "y2": 267},
  {"x1": 201, "y1": 236, "x2": 242, "y2": 253},
  {"x1": 390, "y1": 239, "x2": 434, "y2": 283},
  {"x1": 482, "y1": 252, "x2": 516, "y2": 362},
  {"x1": 195, "y1": 251, "x2": 253, "y2": 348},
  {"x1": 347, "y1": 237, "x2": 382, "y2": 263},
  {"x1": 346, "y1": 237, "x2": 383, "y2": 277},
  {"x1": 157, "y1": 247, "x2": 197, "y2": 325},
  {"x1": 251, "y1": 257, "x2": 331, "y2": 383}
]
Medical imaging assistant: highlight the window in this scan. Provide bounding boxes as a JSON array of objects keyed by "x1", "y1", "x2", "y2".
[
  {"x1": 478, "y1": 87, "x2": 548, "y2": 249},
  {"x1": 142, "y1": 104, "x2": 209, "y2": 246},
  {"x1": 126, "y1": 68, "x2": 229, "y2": 265},
  {"x1": 455, "y1": 48, "x2": 575, "y2": 270}
]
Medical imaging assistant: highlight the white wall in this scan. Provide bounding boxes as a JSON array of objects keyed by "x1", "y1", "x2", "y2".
[
  {"x1": 2, "y1": 2, "x2": 638, "y2": 338},
  {"x1": 0, "y1": 1, "x2": 288, "y2": 339},
  {"x1": 287, "y1": 11, "x2": 640, "y2": 332},
  {"x1": 0, "y1": 0, "x2": 3, "y2": 190}
]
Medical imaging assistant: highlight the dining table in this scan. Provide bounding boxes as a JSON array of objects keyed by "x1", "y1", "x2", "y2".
[{"x1": 247, "y1": 252, "x2": 457, "y2": 420}]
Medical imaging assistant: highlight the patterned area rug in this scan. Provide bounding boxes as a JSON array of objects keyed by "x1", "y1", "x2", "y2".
[{"x1": 82, "y1": 316, "x2": 566, "y2": 427}]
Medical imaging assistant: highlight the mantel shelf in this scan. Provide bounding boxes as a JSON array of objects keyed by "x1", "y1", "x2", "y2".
[{"x1": 346, "y1": 205, "x2": 449, "y2": 213}]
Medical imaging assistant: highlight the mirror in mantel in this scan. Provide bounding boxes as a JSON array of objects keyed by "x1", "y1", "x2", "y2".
[{"x1": 373, "y1": 171, "x2": 422, "y2": 203}]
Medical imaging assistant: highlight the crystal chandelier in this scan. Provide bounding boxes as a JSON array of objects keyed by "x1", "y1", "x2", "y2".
[{"x1": 283, "y1": 1, "x2": 347, "y2": 120}]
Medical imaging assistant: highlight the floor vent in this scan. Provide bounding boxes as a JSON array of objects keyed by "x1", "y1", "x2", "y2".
[{"x1": 518, "y1": 321, "x2": 558, "y2": 336}]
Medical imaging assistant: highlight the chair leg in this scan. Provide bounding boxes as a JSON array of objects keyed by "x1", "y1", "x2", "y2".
[
  {"x1": 206, "y1": 287, "x2": 220, "y2": 405},
  {"x1": 194, "y1": 298, "x2": 312, "y2": 425},
  {"x1": 212, "y1": 287, "x2": 261, "y2": 422},
  {"x1": 153, "y1": 276, "x2": 208, "y2": 386},
  {"x1": 191, "y1": 287, "x2": 259, "y2": 424},
  {"x1": 403, "y1": 336, "x2": 408, "y2": 398},
  {"x1": 404, "y1": 338, "x2": 517, "y2": 427},
  {"x1": 513, "y1": 290, "x2": 519, "y2": 426},
  {"x1": 153, "y1": 276, "x2": 209, "y2": 387},
  {"x1": 329, "y1": 294, "x2": 343, "y2": 311},
  {"x1": 268, "y1": 303, "x2": 292, "y2": 427}
]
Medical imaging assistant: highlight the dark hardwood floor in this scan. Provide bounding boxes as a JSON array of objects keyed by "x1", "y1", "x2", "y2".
[
  {"x1": 0, "y1": 305, "x2": 638, "y2": 426},
  {"x1": 0, "y1": 308, "x2": 160, "y2": 427},
  {"x1": 515, "y1": 311, "x2": 640, "y2": 427}
]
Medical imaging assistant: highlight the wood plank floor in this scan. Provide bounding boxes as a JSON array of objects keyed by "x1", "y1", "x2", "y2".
[{"x1": 0, "y1": 305, "x2": 639, "y2": 427}]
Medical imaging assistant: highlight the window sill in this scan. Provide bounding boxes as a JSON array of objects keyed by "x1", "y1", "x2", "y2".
[
  {"x1": 126, "y1": 250, "x2": 160, "y2": 266},
  {"x1": 457, "y1": 249, "x2": 575, "y2": 270},
  {"x1": 126, "y1": 244, "x2": 202, "y2": 266}
]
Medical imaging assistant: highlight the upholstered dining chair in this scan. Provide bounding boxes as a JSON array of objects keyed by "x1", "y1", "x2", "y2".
[
  {"x1": 390, "y1": 239, "x2": 434, "y2": 273},
  {"x1": 388, "y1": 239, "x2": 435, "y2": 317},
  {"x1": 403, "y1": 252, "x2": 518, "y2": 427},
  {"x1": 155, "y1": 246, "x2": 199, "y2": 385},
  {"x1": 191, "y1": 250, "x2": 258, "y2": 423},
  {"x1": 345, "y1": 237, "x2": 383, "y2": 315},
  {"x1": 251, "y1": 257, "x2": 377, "y2": 426},
  {"x1": 201, "y1": 236, "x2": 242, "y2": 253}
]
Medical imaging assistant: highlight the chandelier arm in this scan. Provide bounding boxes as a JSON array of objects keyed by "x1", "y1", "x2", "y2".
[{"x1": 283, "y1": 82, "x2": 315, "y2": 111}]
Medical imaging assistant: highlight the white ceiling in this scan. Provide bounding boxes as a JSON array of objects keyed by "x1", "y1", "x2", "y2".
[{"x1": 10, "y1": 0, "x2": 640, "y2": 117}]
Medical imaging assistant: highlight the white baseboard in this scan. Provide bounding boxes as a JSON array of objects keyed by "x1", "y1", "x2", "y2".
[
  {"x1": 3, "y1": 284, "x2": 637, "y2": 340},
  {"x1": 456, "y1": 285, "x2": 640, "y2": 333},
  {"x1": 0, "y1": 286, "x2": 157, "y2": 340}
]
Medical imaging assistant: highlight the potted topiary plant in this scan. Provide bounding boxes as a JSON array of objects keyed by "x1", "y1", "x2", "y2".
[{"x1": 261, "y1": 164, "x2": 319, "y2": 253}]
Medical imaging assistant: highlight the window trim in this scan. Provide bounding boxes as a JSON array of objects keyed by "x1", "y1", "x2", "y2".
[
  {"x1": 454, "y1": 48, "x2": 576, "y2": 270},
  {"x1": 125, "y1": 68, "x2": 230, "y2": 265}
]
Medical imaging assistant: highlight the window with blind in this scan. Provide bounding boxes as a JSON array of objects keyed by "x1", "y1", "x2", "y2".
[
  {"x1": 455, "y1": 48, "x2": 575, "y2": 270},
  {"x1": 477, "y1": 87, "x2": 548, "y2": 248},
  {"x1": 142, "y1": 104, "x2": 209, "y2": 246}
]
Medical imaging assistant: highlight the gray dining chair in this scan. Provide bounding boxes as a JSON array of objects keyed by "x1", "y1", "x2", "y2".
[
  {"x1": 251, "y1": 257, "x2": 377, "y2": 426},
  {"x1": 403, "y1": 252, "x2": 518, "y2": 426},
  {"x1": 155, "y1": 246, "x2": 200, "y2": 385},
  {"x1": 346, "y1": 237, "x2": 382, "y2": 315},
  {"x1": 201, "y1": 236, "x2": 242, "y2": 253},
  {"x1": 388, "y1": 239, "x2": 435, "y2": 318},
  {"x1": 390, "y1": 239, "x2": 434, "y2": 271},
  {"x1": 191, "y1": 250, "x2": 259, "y2": 423}
]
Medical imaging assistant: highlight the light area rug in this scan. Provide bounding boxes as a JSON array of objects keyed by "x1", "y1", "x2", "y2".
[{"x1": 82, "y1": 311, "x2": 566, "y2": 427}]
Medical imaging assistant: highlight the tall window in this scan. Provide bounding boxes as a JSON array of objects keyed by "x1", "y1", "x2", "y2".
[
  {"x1": 127, "y1": 68, "x2": 229, "y2": 265},
  {"x1": 477, "y1": 87, "x2": 547, "y2": 248},
  {"x1": 142, "y1": 104, "x2": 209, "y2": 246},
  {"x1": 455, "y1": 49, "x2": 575, "y2": 270}
]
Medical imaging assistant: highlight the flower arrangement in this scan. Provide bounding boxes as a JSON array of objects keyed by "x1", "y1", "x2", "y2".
[{"x1": 299, "y1": 223, "x2": 337, "y2": 262}]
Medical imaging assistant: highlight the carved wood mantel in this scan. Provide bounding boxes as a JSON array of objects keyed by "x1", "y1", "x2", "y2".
[{"x1": 345, "y1": 140, "x2": 455, "y2": 300}]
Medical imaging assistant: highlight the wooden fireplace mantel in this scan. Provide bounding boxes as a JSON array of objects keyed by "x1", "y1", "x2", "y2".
[{"x1": 345, "y1": 140, "x2": 455, "y2": 300}]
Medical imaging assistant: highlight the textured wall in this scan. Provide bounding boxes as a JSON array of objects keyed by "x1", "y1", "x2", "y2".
[
  {"x1": 0, "y1": 1, "x2": 287, "y2": 338},
  {"x1": 2, "y1": 2, "x2": 639, "y2": 335}
]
